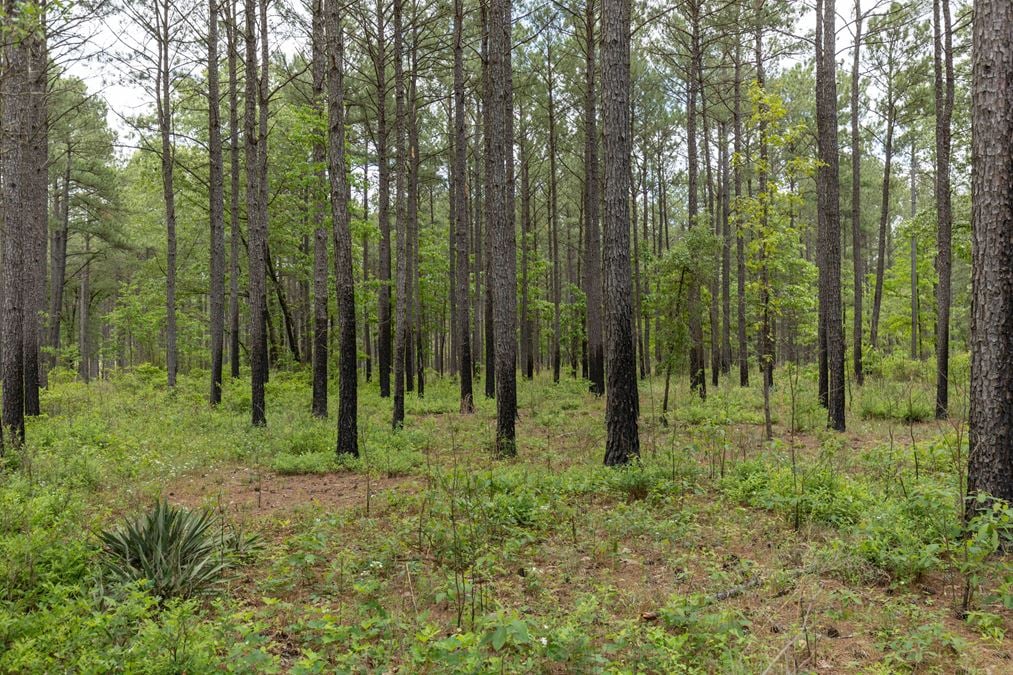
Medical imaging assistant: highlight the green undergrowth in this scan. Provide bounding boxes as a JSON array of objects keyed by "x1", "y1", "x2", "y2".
[{"x1": 1, "y1": 361, "x2": 1008, "y2": 672}]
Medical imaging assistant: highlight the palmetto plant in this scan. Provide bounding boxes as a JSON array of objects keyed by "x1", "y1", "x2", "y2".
[{"x1": 98, "y1": 500, "x2": 234, "y2": 600}]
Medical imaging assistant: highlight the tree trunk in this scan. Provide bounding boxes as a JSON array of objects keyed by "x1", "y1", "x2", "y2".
[
  {"x1": 311, "y1": 0, "x2": 328, "y2": 417},
  {"x1": 817, "y1": 0, "x2": 846, "y2": 430},
  {"x1": 392, "y1": 0, "x2": 408, "y2": 428},
  {"x1": 482, "y1": 7, "x2": 496, "y2": 399},
  {"x1": 933, "y1": 0, "x2": 954, "y2": 419},
  {"x1": 850, "y1": 0, "x2": 864, "y2": 386},
  {"x1": 245, "y1": 0, "x2": 267, "y2": 425},
  {"x1": 209, "y1": 0, "x2": 226, "y2": 405},
  {"x1": 734, "y1": 38, "x2": 748, "y2": 387},
  {"x1": 374, "y1": 0, "x2": 392, "y2": 398},
  {"x1": 1, "y1": 0, "x2": 31, "y2": 445},
  {"x1": 967, "y1": 0, "x2": 1013, "y2": 504},
  {"x1": 227, "y1": 0, "x2": 242, "y2": 380},
  {"x1": 326, "y1": 1, "x2": 358, "y2": 455},
  {"x1": 870, "y1": 84, "x2": 895, "y2": 349},
  {"x1": 720, "y1": 121, "x2": 732, "y2": 375},
  {"x1": 49, "y1": 156, "x2": 71, "y2": 372},
  {"x1": 601, "y1": 0, "x2": 639, "y2": 465},
  {"x1": 24, "y1": 6, "x2": 46, "y2": 414},
  {"x1": 687, "y1": 2, "x2": 706, "y2": 398},
  {"x1": 158, "y1": 0, "x2": 178, "y2": 388},
  {"x1": 488, "y1": 0, "x2": 517, "y2": 455},
  {"x1": 910, "y1": 142, "x2": 919, "y2": 360},
  {"x1": 453, "y1": 0, "x2": 474, "y2": 412},
  {"x1": 547, "y1": 44, "x2": 562, "y2": 384},
  {"x1": 583, "y1": 0, "x2": 605, "y2": 396}
]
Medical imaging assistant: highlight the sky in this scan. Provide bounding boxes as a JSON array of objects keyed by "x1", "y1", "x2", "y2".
[{"x1": 63, "y1": 2, "x2": 853, "y2": 163}]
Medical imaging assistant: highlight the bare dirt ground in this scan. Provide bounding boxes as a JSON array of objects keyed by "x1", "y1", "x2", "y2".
[{"x1": 166, "y1": 464, "x2": 414, "y2": 518}]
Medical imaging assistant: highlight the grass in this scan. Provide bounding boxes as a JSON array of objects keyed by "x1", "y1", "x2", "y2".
[{"x1": 0, "y1": 360, "x2": 1009, "y2": 673}]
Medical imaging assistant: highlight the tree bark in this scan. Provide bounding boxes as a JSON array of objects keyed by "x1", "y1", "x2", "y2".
[
  {"x1": 488, "y1": 0, "x2": 517, "y2": 455},
  {"x1": 1, "y1": 0, "x2": 32, "y2": 445},
  {"x1": 157, "y1": 0, "x2": 178, "y2": 388},
  {"x1": 392, "y1": 0, "x2": 408, "y2": 428},
  {"x1": 326, "y1": 0, "x2": 358, "y2": 455},
  {"x1": 850, "y1": 0, "x2": 864, "y2": 386},
  {"x1": 870, "y1": 78, "x2": 895, "y2": 349},
  {"x1": 311, "y1": 0, "x2": 328, "y2": 417},
  {"x1": 933, "y1": 0, "x2": 954, "y2": 419},
  {"x1": 453, "y1": 0, "x2": 474, "y2": 412},
  {"x1": 967, "y1": 0, "x2": 1013, "y2": 504},
  {"x1": 244, "y1": 0, "x2": 267, "y2": 425},
  {"x1": 734, "y1": 37, "x2": 748, "y2": 387},
  {"x1": 817, "y1": 0, "x2": 845, "y2": 430},
  {"x1": 547, "y1": 44, "x2": 562, "y2": 384},
  {"x1": 374, "y1": 0, "x2": 392, "y2": 398},
  {"x1": 601, "y1": 0, "x2": 639, "y2": 465},
  {"x1": 583, "y1": 0, "x2": 605, "y2": 397},
  {"x1": 687, "y1": 1, "x2": 706, "y2": 398},
  {"x1": 24, "y1": 4, "x2": 46, "y2": 414},
  {"x1": 209, "y1": 0, "x2": 226, "y2": 405},
  {"x1": 227, "y1": 0, "x2": 242, "y2": 380}
]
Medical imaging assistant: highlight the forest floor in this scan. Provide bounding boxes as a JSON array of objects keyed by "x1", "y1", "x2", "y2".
[{"x1": 1, "y1": 359, "x2": 1011, "y2": 673}]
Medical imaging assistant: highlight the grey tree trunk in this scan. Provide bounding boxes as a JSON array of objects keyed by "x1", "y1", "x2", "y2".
[
  {"x1": 374, "y1": 0, "x2": 392, "y2": 398},
  {"x1": 910, "y1": 142, "x2": 919, "y2": 360},
  {"x1": 244, "y1": 0, "x2": 267, "y2": 425},
  {"x1": 870, "y1": 77, "x2": 895, "y2": 349},
  {"x1": 967, "y1": 0, "x2": 1013, "y2": 504},
  {"x1": 227, "y1": 0, "x2": 242, "y2": 380},
  {"x1": 519, "y1": 102, "x2": 533, "y2": 380},
  {"x1": 720, "y1": 121, "x2": 731, "y2": 376},
  {"x1": 547, "y1": 44, "x2": 562, "y2": 384},
  {"x1": 687, "y1": 1, "x2": 706, "y2": 398},
  {"x1": 157, "y1": 0, "x2": 178, "y2": 388},
  {"x1": 49, "y1": 156, "x2": 71, "y2": 372},
  {"x1": 601, "y1": 0, "x2": 639, "y2": 466},
  {"x1": 481, "y1": 7, "x2": 496, "y2": 400},
  {"x1": 734, "y1": 38, "x2": 748, "y2": 387},
  {"x1": 1, "y1": 0, "x2": 32, "y2": 446},
  {"x1": 933, "y1": 0, "x2": 954, "y2": 419},
  {"x1": 817, "y1": 0, "x2": 845, "y2": 430},
  {"x1": 453, "y1": 0, "x2": 474, "y2": 413},
  {"x1": 326, "y1": 1, "x2": 358, "y2": 456},
  {"x1": 488, "y1": 0, "x2": 517, "y2": 455},
  {"x1": 583, "y1": 0, "x2": 605, "y2": 396},
  {"x1": 392, "y1": 0, "x2": 408, "y2": 428},
  {"x1": 209, "y1": 0, "x2": 226, "y2": 405},
  {"x1": 850, "y1": 0, "x2": 864, "y2": 386},
  {"x1": 311, "y1": 0, "x2": 328, "y2": 417},
  {"x1": 24, "y1": 6, "x2": 46, "y2": 413}
]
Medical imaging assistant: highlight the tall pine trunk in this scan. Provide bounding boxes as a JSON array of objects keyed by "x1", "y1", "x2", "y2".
[
  {"x1": 311, "y1": 0, "x2": 329, "y2": 417},
  {"x1": 601, "y1": 0, "x2": 639, "y2": 466},
  {"x1": 244, "y1": 0, "x2": 267, "y2": 425},
  {"x1": 227, "y1": 0, "x2": 242, "y2": 380},
  {"x1": 488, "y1": 0, "x2": 517, "y2": 455},
  {"x1": 209, "y1": 0, "x2": 226, "y2": 405},
  {"x1": 583, "y1": 0, "x2": 605, "y2": 396},
  {"x1": 158, "y1": 0, "x2": 178, "y2": 388},
  {"x1": 849, "y1": 0, "x2": 864, "y2": 386},
  {"x1": 392, "y1": 0, "x2": 408, "y2": 428},
  {"x1": 933, "y1": 0, "x2": 954, "y2": 419},
  {"x1": 967, "y1": 0, "x2": 1013, "y2": 505},
  {"x1": 816, "y1": 0, "x2": 846, "y2": 430},
  {"x1": 326, "y1": 1, "x2": 358, "y2": 455},
  {"x1": 453, "y1": 0, "x2": 474, "y2": 412}
]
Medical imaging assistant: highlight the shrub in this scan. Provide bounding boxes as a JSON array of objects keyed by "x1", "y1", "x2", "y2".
[
  {"x1": 99, "y1": 501, "x2": 237, "y2": 599},
  {"x1": 860, "y1": 380, "x2": 933, "y2": 423},
  {"x1": 272, "y1": 451, "x2": 337, "y2": 475}
]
